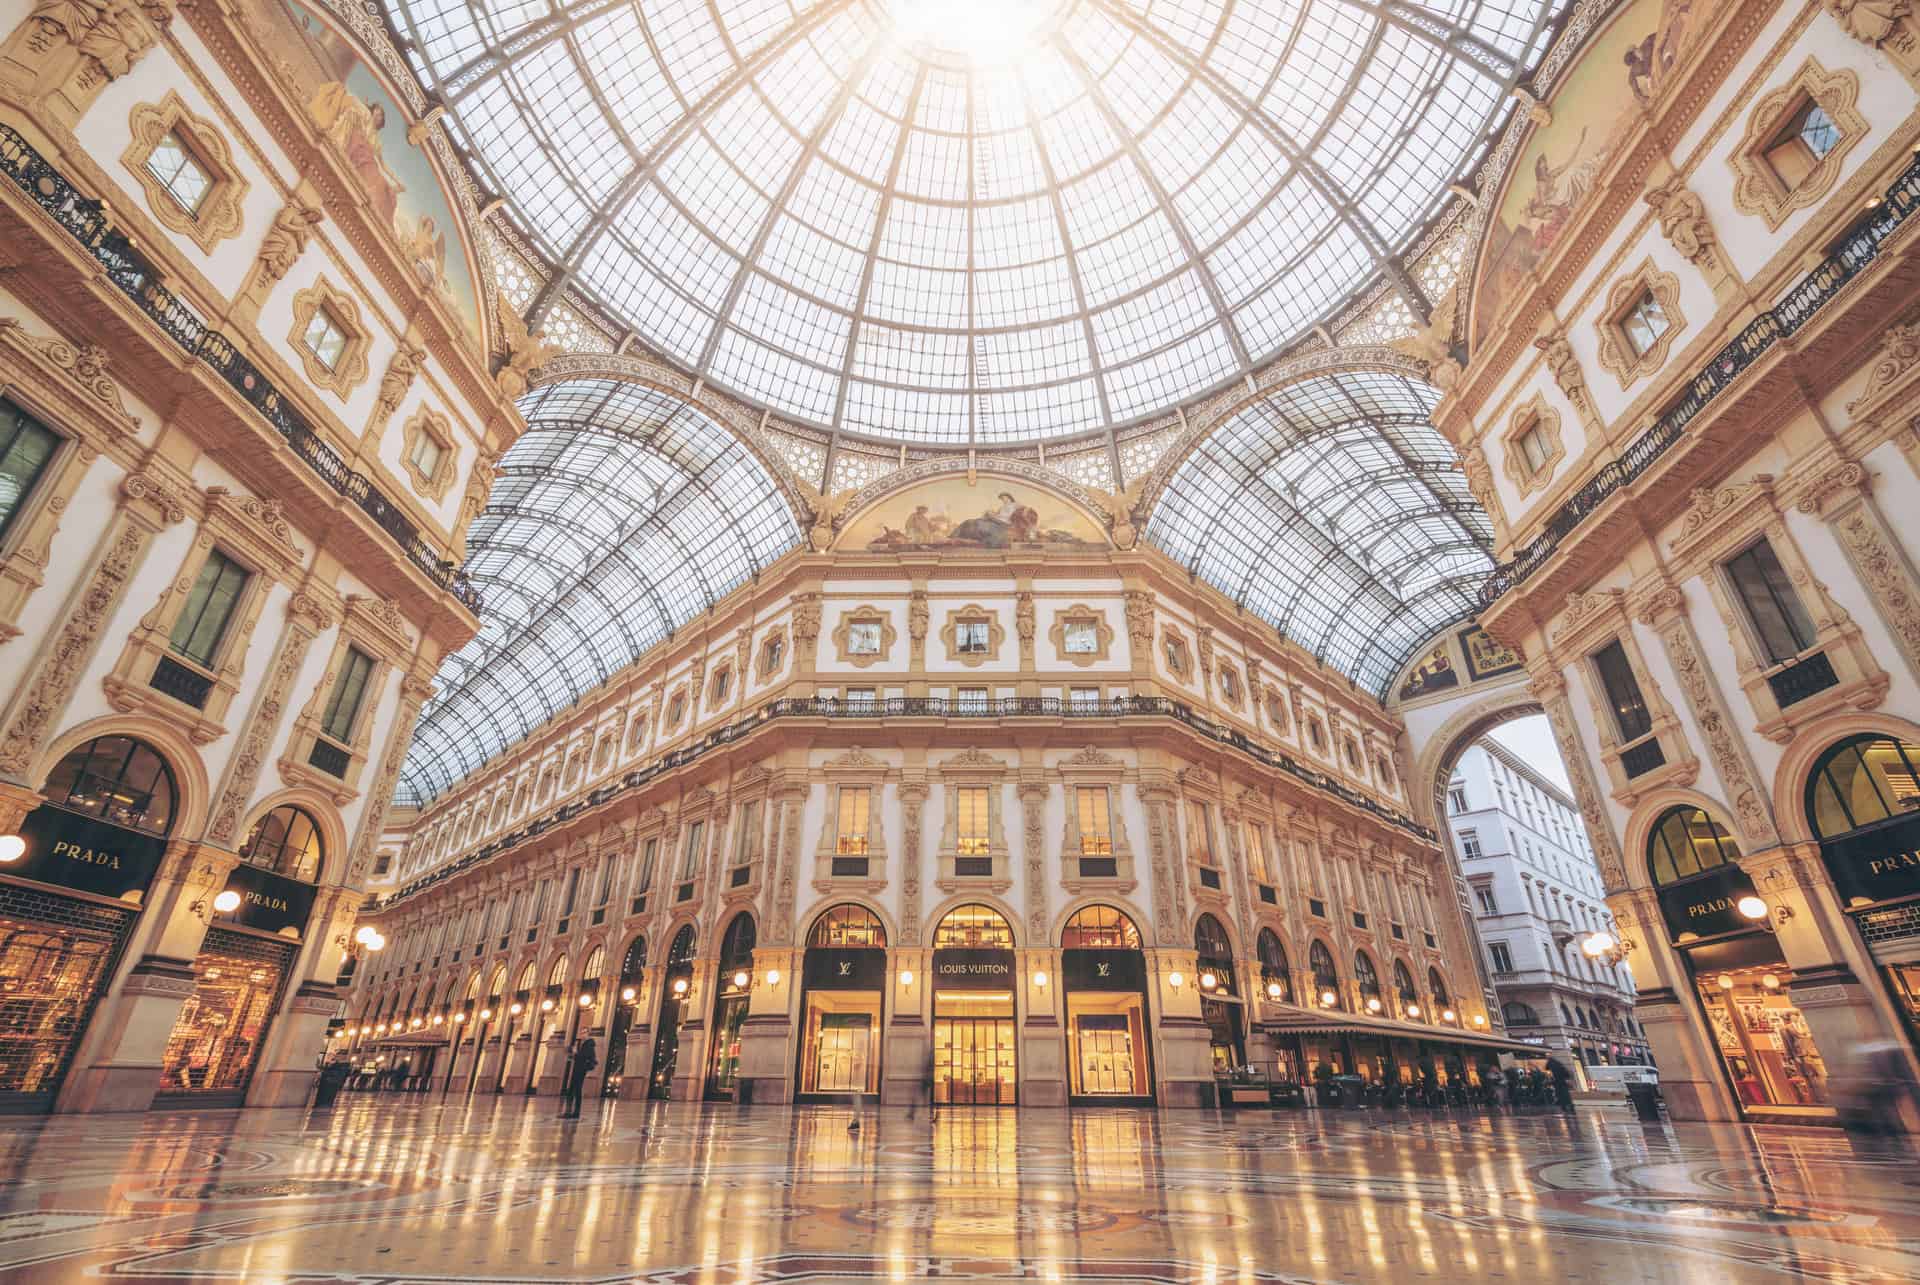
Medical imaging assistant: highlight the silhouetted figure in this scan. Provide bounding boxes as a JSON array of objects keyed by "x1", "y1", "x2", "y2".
[
  {"x1": 561, "y1": 1036, "x2": 597, "y2": 1118},
  {"x1": 1547, "y1": 1057, "x2": 1575, "y2": 1114}
]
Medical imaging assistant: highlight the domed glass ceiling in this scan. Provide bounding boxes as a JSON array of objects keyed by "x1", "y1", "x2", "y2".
[{"x1": 395, "y1": 0, "x2": 1561, "y2": 442}]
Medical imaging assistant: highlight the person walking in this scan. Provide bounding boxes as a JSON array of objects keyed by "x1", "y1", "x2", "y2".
[
  {"x1": 561, "y1": 1036, "x2": 597, "y2": 1118},
  {"x1": 1547, "y1": 1057, "x2": 1575, "y2": 1115}
]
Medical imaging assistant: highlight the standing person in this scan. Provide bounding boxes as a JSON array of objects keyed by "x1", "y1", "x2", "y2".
[
  {"x1": 561, "y1": 1036, "x2": 597, "y2": 1118},
  {"x1": 1547, "y1": 1057, "x2": 1575, "y2": 1115},
  {"x1": 907, "y1": 1045, "x2": 935, "y2": 1122}
]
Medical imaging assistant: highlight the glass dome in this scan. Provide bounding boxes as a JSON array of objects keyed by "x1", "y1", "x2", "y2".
[{"x1": 395, "y1": 0, "x2": 1561, "y2": 442}]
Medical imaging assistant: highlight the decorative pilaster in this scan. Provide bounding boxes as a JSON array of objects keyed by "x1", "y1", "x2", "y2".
[
  {"x1": 1018, "y1": 780, "x2": 1048, "y2": 943},
  {"x1": 771, "y1": 787, "x2": 805, "y2": 945},
  {"x1": 206, "y1": 593, "x2": 333, "y2": 847},
  {"x1": 1633, "y1": 584, "x2": 1780, "y2": 850},
  {"x1": 1140, "y1": 782, "x2": 1182, "y2": 945},
  {"x1": 1527, "y1": 669, "x2": 1628, "y2": 891},
  {"x1": 1801, "y1": 472, "x2": 1920, "y2": 683},
  {"x1": 899, "y1": 780, "x2": 926, "y2": 946},
  {"x1": 1532, "y1": 330, "x2": 1603, "y2": 432},
  {"x1": 345, "y1": 676, "x2": 435, "y2": 884}
]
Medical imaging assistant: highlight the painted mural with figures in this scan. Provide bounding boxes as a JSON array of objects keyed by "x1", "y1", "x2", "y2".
[
  {"x1": 276, "y1": 0, "x2": 484, "y2": 347},
  {"x1": 835, "y1": 477, "x2": 1108, "y2": 553},
  {"x1": 1471, "y1": 0, "x2": 1722, "y2": 346}
]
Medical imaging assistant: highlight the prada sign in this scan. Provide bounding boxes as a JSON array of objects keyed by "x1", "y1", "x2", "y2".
[
  {"x1": 802, "y1": 947, "x2": 886, "y2": 992},
  {"x1": 1821, "y1": 811, "x2": 1920, "y2": 908},
  {"x1": 932, "y1": 947, "x2": 1014, "y2": 989},
  {"x1": 1658, "y1": 865, "x2": 1761, "y2": 943},
  {"x1": 1063, "y1": 948, "x2": 1146, "y2": 992},
  {"x1": 11, "y1": 805, "x2": 167, "y2": 901},
  {"x1": 217, "y1": 861, "x2": 317, "y2": 937}
]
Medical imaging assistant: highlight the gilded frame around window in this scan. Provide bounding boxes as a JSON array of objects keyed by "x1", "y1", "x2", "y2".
[
  {"x1": 288, "y1": 278, "x2": 372, "y2": 400},
  {"x1": 122, "y1": 91, "x2": 249, "y2": 255},
  {"x1": 1729, "y1": 58, "x2": 1868, "y2": 232},
  {"x1": 1048, "y1": 605, "x2": 1114, "y2": 666},
  {"x1": 1595, "y1": 259, "x2": 1686, "y2": 391},
  {"x1": 1500, "y1": 390, "x2": 1565, "y2": 498},
  {"x1": 398, "y1": 406, "x2": 456, "y2": 502}
]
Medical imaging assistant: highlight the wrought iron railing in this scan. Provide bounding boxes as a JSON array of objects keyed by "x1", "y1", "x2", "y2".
[
  {"x1": 0, "y1": 125, "x2": 481, "y2": 612},
  {"x1": 1477, "y1": 148, "x2": 1920, "y2": 610},
  {"x1": 374, "y1": 692, "x2": 1438, "y2": 909}
]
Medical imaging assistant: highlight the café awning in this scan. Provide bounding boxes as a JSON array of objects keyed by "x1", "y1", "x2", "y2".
[{"x1": 1258, "y1": 1008, "x2": 1538, "y2": 1054}]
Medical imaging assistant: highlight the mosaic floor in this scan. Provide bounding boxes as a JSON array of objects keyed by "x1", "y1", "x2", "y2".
[{"x1": 0, "y1": 1096, "x2": 1910, "y2": 1283}]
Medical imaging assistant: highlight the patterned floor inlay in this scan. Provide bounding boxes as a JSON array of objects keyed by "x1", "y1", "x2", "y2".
[{"x1": 0, "y1": 1097, "x2": 1910, "y2": 1283}]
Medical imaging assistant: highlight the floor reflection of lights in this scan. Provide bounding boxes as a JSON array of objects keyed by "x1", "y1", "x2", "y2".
[{"x1": 0, "y1": 1098, "x2": 1910, "y2": 1282}]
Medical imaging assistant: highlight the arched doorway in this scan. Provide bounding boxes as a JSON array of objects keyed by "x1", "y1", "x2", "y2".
[
  {"x1": 705, "y1": 914, "x2": 755, "y2": 1100},
  {"x1": 1648, "y1": 804, "x2": 1833, "y2": 1120},
  {"x1": 496, "y1": 961, "x2": 537, "y2": 1093},
  {"x1": 525, "y1": 954, "x2": 569, "y2": 1093},
  {"x1": 1805, "y1": 733, "x2": 1920, "y2": 1055},
  {"x1": 797, "y1": 904, "x2": 886, "y2": 1101},
  {"x1": 602, "y1": 933, "x2": 645, "y2": 1096},
  {"x1": 1061, "y1": 905, "x2": 1153, "y2": 1103},
  {"x1": 2, "y1": 736, "x2": 179, "y2": 1110},
  {"x1": 648, "y1": 924, "x2": 696, "y2": 1098},
  {"x1": 1392, "y1": 960, "x2": 1420, "y2": 1021},
  {"x1": 932, "y1": 904, "x2": 1017, "y2": 1105},
  {"x1": 1194, "y1": 913, "x2": 1244, "y2": 1073}
]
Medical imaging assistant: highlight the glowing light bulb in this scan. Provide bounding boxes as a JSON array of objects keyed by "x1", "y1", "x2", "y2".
[
  {"x1": 899, "y1": 970, "x2": 913, "y2": 986},
  {"x1": 0, "y1": 835, "x2": 23, "y2": 863},
  {"x1": 672, "y1": 977, "x2": 688, "y2": 995},
  {"x1": 1471, "y1": 1014, "x2": 1485, "y2": 1027},
  {"x1": 480, "y1": 1008, "x2": 493, "y2": 1020},
  {"x1": 733, "y1": 971, "x2": 749, "y2": 988},
  {"x1": 355, "y1": 925, "x2": 378, "y2": 945},
  {"x1": 1320, "y1": 989, "x2": 1337, "y2": 1007},
  {"x1": 1032, "y1": 970, "x2": 1048, "y2": 988},
  {"x1": 1366, "y1": 997, "x2": 1382, "y2": 1012},
  {"x1": 1199, "y1": 971, "x2": 1217, "y2": 990},
  {"x1": 1761, "y1": 973, "x2": 1781, "y2": 991},
  {"x1": 579, "y1": 993, "x2": 593, "y2": 1007},
  {"x1": 1443, "y1": 1009, "x2": 1457, "y2": 1023},
  {"x1": 1167, "y1": 971, "x2": 1184, "y2": 988},
  {"x1": 509, "y1": 1002, "x2": 523, "y2": 1015},
  {"x1": 1406, "y1": 1004, "x2": 1420, "y2": 1018},
  {"x1": 1582, "y1": 932, "x2": 1616, "y2": 958},
  {"x1": 540, "y1": 998, "x2": 554, "y2": 1011},
  {"x1": 430, "y1": 1014, "x2": 443, "y2": 1025},
  {"x1": 1265, "y1": 981, "x2": 1282, "y2": 999},
  {"x1": 1718, "y1": 974, "x2": 1736, "y2": 991},
  {"x1": 620, "y1": 987, "x2": 636, "y2": 1002},
  {"x1": 765, "y1": 970, "x2": 780, "y2": 987},
  {"x1": 1736, "y1": 895, "x2": 1769, "y2": 921},
  {"x1": 212, "y1": 889, "x2": 241, "y2": 914}
]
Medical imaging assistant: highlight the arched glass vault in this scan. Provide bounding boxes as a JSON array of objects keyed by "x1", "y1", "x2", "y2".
[
  {"x1": 396, "y1": 379, "x2": 802, "y2": 803},
  {"x1": 392, "y1": 0, "x2": 1564, "y2": 442},
  {"x1": 1145, "y1": 370, "x2": 1491, "y2": 694}
]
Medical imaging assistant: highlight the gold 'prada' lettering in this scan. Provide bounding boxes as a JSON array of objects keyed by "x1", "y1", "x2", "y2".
[{"x1": 50, "y1": 841, "x2": 121, "y2": 869}]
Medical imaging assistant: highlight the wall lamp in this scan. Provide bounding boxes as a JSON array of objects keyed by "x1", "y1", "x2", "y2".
[
  {"x1": 1580, "y1": 930, "x2": 1636, "y2": 965},
  {"x1": 1737, "y1": 895, "x2": 1794, "y2": 930},
  {"x1": 1167, "y1": 970, "x2": 1184, "y2": 989}
]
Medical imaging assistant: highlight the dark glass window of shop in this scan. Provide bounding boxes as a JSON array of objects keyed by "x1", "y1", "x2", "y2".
[{"x1": 41, "y1": 737, "x2": 177, "y2": 835}]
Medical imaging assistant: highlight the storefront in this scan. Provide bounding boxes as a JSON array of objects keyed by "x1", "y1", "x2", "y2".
[
  {"x1": 1806, "y1": 734, "x2": 1920, "y2": 1058},
  {"x1": 705, "y1": 914, "x2": 755, "y2": 1100},
  {"x1": 932, "y1": 904, "x2": 1017, "y2": 1106},
  {"x1": 155, "y1": 852, "x2": 317, "y2": 1108},
  {"x1": 648, "y1": 924, "x2": 695, "y2": 1099},
  {"x1": 796, "y1": 904, "x2": 886, "y2": 1101},
  {"x1": 1061, "y1": 905, "x2": 1153, "y2": 1104},
  {"x1": 495, "y1": 963, "x2": 536, "y2": 1093},
  {"x1": 1650, "y1": 805, "x2": 1834, "y2": 1122},
  {"x1": 1194, "y1": 914, "x2": 1244, "y2": 1073},
  {"x1": 602, "y1": 935, "x2": 644, "y2": 1097},
  {"x1": 0, "y1": 737, "x2": 177, "y2": 1111},
  {"x1": 1255, "y1": 929, "x2": 1304, "y2": 1082}
]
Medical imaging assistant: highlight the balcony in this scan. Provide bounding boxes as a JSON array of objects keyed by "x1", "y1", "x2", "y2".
[{"x1": 0, "y1": 125, "x2": 480, "y2": 613}]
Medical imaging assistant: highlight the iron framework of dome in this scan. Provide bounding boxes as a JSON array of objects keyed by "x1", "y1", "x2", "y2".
[{"x1": 394, "y1": 0, "x2": 1563, "y2": 442}]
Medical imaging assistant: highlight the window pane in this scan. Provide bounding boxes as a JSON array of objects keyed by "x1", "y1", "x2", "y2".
[
  {"x1": 1726, "y1": 539, "x2": 1816, "y2": 664},
  {"x1": 168, "y1": 550, "x2": 249, "y2": 668},
  {"x1": 1078, "y1": 786, "x2": 1111, "y2": 854},
  {"x1": 1592, "y1": 641, "x2": 1652, "y2": 742},
  {"x1": 147, "y1": 132, "x2": 212, "y2": 213},
  {"x1": 321, "y1": 647, "x2": 375, "y2": 742},
  {"x1": 957, "y1": 785, "x2": 988, "y2": 854},
  {"x1": 303, "y1": 310, "x2": 347, "y2": 369},
  {"x1": 0, "y1": 405, "x2": 60, "y2": 542}
]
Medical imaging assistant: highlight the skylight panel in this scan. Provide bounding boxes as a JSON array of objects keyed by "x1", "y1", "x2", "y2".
[
  {"x1": 647, "y1": 0, "x2": 739, "y2": 109},
  {"x1": 1075, "y1": 209, "x2": 1184, "y2": 308},
  {"x1": 843, "y1": 383, "x2": 969, "y2": 441},
  {"x1": 1207, "y1": 0, "x2": 1305, "y2": 101},
  {"x1": 406, "y1": 0, "x2": 484, "y2": 69},
  {"x1": 821, "y1": 96, "x2": 905, "y2": 179},
  {"x1": 785, "y1": 158, "x2": 884, "y2": 248},
  {"x1": 897, "y1": 126, "x2": 970, "y2": 201},
  {"x1": 975, "y1": 319, "x2": 1090, "y2": 385},
  {"x1": 866, "y1": 259, "x2": 968, "y2": 325},
  {"x1": 1060, "y1": 157, "x2": 1159, "y2": 250},
  {"x1": 1140, "y1": 82, "x2": 1240, "y2": 196},
  {"x1": 1033, "y1": 92, "x2": 1122, "y2": 183},
  {"x1": 976, "y1": 379, "x2": 1102, "y2": 439},
  {"x1": 1267, "y1": 2, "x2": 1370, "y2": 141},
  {"x1": 761, "y1": 214, "x2": 868, "y2": 311},
  {"x1": 1105, "y1": 326, "x2": 1234, "y2": 418},
  {"x1": 850, "y1": 324, "x2": 970, "y2": 387},
  {"x1": 972, "y1": 196, "x2": 1062, "y2": 268},
  {"x1": 877, "y1": 199, "x2": 969, "y2": 270},
  {"x1": 973, "y1": 123, "x2": 1048, "y2": 200},
  {"x1": 710, "y1": 328, "x2": 839, "y2": 421}
]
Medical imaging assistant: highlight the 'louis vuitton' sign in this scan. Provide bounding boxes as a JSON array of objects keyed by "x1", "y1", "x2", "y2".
[{"x1": 932, "y1": 948, "x2": 1014, "y2": 990}]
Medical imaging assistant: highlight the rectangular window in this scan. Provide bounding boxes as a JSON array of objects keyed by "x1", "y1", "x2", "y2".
[
  {"x1": 302, "y1": 307, "x2": 350, "y2": 371},
  {"x1": 1489, "y1": 941, "x2": 1514, "y2": 973},
  {"x1": 321, "y1": 646, "x2": 376, "y2": 743},
  {"x1": 1069, "y1": 686, "x2": 1100, "y2": 712},
  {"x1": 847, "y1": 687, "x2": 876, "y2": 711},
  {"x1": 594, "y1": 854, "x2": 614, "y2": 906},
  {"x1": 1077, "y1": 786, "x2": 1112, "y2": 855},
  {"x1": 1458, "y1": 829, "x2": 1483, "y2": 859},
  {"x1": 1592, "y1": 640, "x2": 1654, "y2": 742},
  {"x1": 956, "y1": 785, "x2": 990, "y2": 855},
  {"x1": 679, "y1": 820, "x2": 705, "y2": 879},
  {"x1": 836, "y1": 787, "x2": 870, "y2": 855},
  {"x1": 1448, "y1": 786, "x2": 1468, "y2": 813},
  {"x1": 1726, "y1": 539, "x2": 1817, "y2": 665},
  {"x1": 1244, "y1": 822, "x2": 1269, "y2": 882},
  {"x1": 560, "y1": 867, "x2": 580, "y2": 916},
  {"x1": 848, "y1": 621, "x2": 881, "y2": 654},
  {"x1": 1188, "y1": 802, "x2": 1215, "y2": 866},
  {"x1": 1063, "y1": 620, "x2": 1098, "y2": 654},
  {"x1": 957, "y1": 686, "x2": 988, "y2": 714},
  {"x1": 1765, "y1": 100, "x2": 1840, "y2": 189},
  {"x1": 167, "y1": 550, "x2": 249, "y2": 669},
  {"x1": 408, "y1": 430, "x2": 443, "y2": 479},
  {"x1": 528, "y1": 879, "x2": 549, "y2": 926},
  {"x1": 0, "y1": 404, "x2": 60, "y2": 544},
  {"x1": 146, "y1": 131, "x2": 212, "y2": 213},
  {"x1": 1476, "y1": 887, "x2": 1497, "y2": 914},
  {"x1": 734, "y1": 800, "x2": 759, "y2": 868},
  {"x1": 956, "y1": 619, "x2": 990, "y2": 654},
  {"x1": 1620, "y1": 290, "x2": 1670, "y2": 357},
  {"x1": 1516, "y1": 421, "x2": 1550, "y2": 477},
  {"x1": 636, "y1": 837, "x2": 658, "y2": 893}
]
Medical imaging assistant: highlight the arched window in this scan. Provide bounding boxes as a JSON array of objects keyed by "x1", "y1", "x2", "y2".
[
  {"x1": 1561, "y1": 1002, "x2": 1573, "y2": 1026},
  {"x1": 581, "y1": 945, "x2": 606, "y2": 982},
  {"x1": 1427, "y1": 968, "x2": 1450, "y2": 1008},
  {"x1": 1354, "y1": 950, "x2": 1381, "y2": 1002},
  {"x1": 1256, "y1": 929, "x2": 1291, "y2": 1002},
  {"x1": 41, "y1": 735, "x2": 178, "y2": 835},
  {"x1": 718, "y1": 913, "x2": 756, "y2": 973},
  {"x1": 666, "y1": 923, "x2": 696, "y2": 967},
  {"x1": 465, "y1": 970, "x2": 483, "y2": 1000},
  {"x1": 1647, "y1": 805, "x2": 1742, "y2": 884},
  {"x1": 514, "y1": 962, "x2": 537, "y2": 996},
  {"x1": 239, "y1": 804, "x2": 323, "y2": 880},
  {"x1": 1062, "y1": 904, "x2": 1140, "y2": 949},
  {"x1": 1807, "y1": 734, "x2": 1920, "y2": 838},
  {"x1": 809, "y1": 904, "x2": 886, "y2": 948},
  {"x1": 1194, "y1": 914, "x2": 1232, "y2": 964},
  {"x1": 1503, "y1": 1001, "x2": 1539, "y2": 1026},
  {"x1": 546, "y1": 955, "x2": 569, "y2": 990},
  {"x1": 1308, "y1": 940, "x2": 1340, "y2": 998},
  {"x1": 620, "y1": 934, "x2": 648, "y2": 980},
  {"x1": 487, "y1": 965, "x2": 507, "y2": 999},
  {"x1": 1392, "y1": 960, "x2": 1417, "y2": 1006},
  {"x1": 934, "y1": 903, "x2": 1013, "y2": 949}
]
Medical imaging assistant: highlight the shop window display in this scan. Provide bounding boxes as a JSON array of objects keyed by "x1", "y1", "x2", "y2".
[{"x1": 156, "y1": 929, "x2": 295, "y2": 1100}]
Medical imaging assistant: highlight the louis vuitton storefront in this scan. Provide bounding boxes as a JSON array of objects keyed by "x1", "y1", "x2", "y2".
[
  {"x1": 1060, "y1": 905, "x2": 1153, "y2": 1104},
  {"x1": 796, "y1": 904, "x2": 887, "y2": 1101}
]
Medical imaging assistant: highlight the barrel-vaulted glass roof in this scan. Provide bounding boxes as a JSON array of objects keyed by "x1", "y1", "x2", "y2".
[
  {"x1": 1146, "y1": 370, "x2": 1491, "y2": 692},
  {"x1": 396, "y1": 379, "x2": 802, "y2": 803},
  {"x1": 393, "y1": 0, "x2": 1562, "y2": 442}
]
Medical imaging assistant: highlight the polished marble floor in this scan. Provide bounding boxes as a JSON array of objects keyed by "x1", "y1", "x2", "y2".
[{"x1": 0, "y1": 1095, "x2": 1910, "y2": 1283}]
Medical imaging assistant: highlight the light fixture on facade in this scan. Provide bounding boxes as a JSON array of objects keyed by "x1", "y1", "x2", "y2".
[
  {"x1": 765, "y1": 970, "x2": 781, "y2": 987},
  {"x1": 672, "y1": 977, "x2": 688, "y2": 995},
  {"x1": 1168, "y1": 971, "x2": 1184, "y2": 988},
  {"x1": 1406, "y1": 1003, "x2": 1420, "y2": 1018},
  {"x1": 1761, "y1": 973, "x2": 1781, "y2": 991},
  {"x1": 733, "y1": 970, "x2": 749, "y2": 988},
  {"x1": 480, "y1": 1008, "x2": 494, "y2": 1020},
  {"x1": 540, "y1": 998, "x2": 555, "y2": 1011},
  {"x1": 620, "y1": 987, "x2": 636, "y2": 1002},
  {"x1": 509, "y1": 1002, "x2": 524, "y2": 1015},
  {"x1": 375, "y1": 1022, "x2": 388, "y2": 1034},
  {"x1": 1199, "y1": 971, "x2": 1216, "y2": 990},
  {"x1": 579, "y1": 993, "x2": 593, "y2": 1007},
  {"x1": 1718, "y1": 974, "x2": 1736, "y2": 991},
  {"x1": 1736, "y1": 895, "x2": 1769, "y2": 922},
  {"x1": 212, "y1": 889, "x2": 241, "y2": 914},
  {"x1": 1032, "y1": 970, "x2": 1048, "y2": 988},
  {"x1": 1320, "y1": 989, "x2": 1338, "y2": 1007},
  {"x1": 431, "y1": 1014, "x2": 443, "y2": 1025},
  {"x1": 1471, "y1": 1014, "x2": 1485, "y2": 1028},
  {"x1": 1365, "y1": 997, "x2": 1382, "y2": 1013},
  {"x1": 1442, "y1": 1008, "x2": 1456, "y2": 1023},
  {"x1": 899, "y1": 970, "x2": 914, "y2": 986},
  {"x1": 453, "y1": 1012, "x2": 466, "y2": 1023},
  {"x1": 0, "y1": 834, "x2": 23, "y2": 863},
  {"x1": 1265, "y1": 981, "x2": 1283, "y2": 999}
]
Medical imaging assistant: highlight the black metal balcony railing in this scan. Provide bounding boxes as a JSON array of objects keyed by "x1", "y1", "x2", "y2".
[
  {"x1": 1478, "y1": 149, "x2": 1920, "y2": 610},
  {"x1": 149, "y1": 655, "x2": 213, "y2": 709},
  {"x1": 1766, "y1": 650, "x2": 1839, "y2": 708},
  {"x1": 0, "y1": 126, "x2": 481, "y2": 612},
  {"x1": 374, "y1": 693, "x2": 1438, "y2": 909}
]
